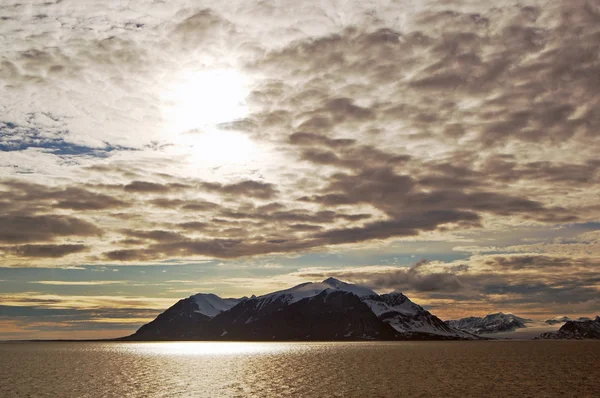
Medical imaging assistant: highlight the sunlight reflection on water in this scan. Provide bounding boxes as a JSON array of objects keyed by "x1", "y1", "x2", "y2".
[
  {"x1": 1, "y1": 341, "x2": 599, "y2": 397},
  {"x1": 117, "y1": 341, "x2": 290, "y2": 356}
]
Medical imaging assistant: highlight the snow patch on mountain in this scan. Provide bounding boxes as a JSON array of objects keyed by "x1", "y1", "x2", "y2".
[
  {"x1": 254, "y1": 278, "x2": 377, "y2": 310},
  {"x1": 191, "y1": 293, "x2": 241, "y2": 317},
  {"x1": 363, "y1": 292, "x2": 476, "y2": 338},
  {"x1": 446, "y1": 312, "x2": 533, "y2": 334},
  {"x1": 544, "y1": 316, "x2": 592, "y2": 325},
  {"x1": 363, "y1": 292, "x2": 424, "y2": 317}
]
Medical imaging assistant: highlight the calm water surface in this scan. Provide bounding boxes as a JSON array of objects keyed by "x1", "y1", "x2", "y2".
[{"x1": 1, "y1": 341, "x2": 598, "y2": 397}]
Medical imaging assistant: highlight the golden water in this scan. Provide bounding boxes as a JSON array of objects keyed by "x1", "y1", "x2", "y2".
[{"x1": 1, "y1": 341, "x2": 598, "y2": 397}]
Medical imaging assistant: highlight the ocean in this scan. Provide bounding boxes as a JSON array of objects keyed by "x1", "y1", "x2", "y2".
[{"x1": 1, "y1": 341, "x2": 598, "y2": 397}]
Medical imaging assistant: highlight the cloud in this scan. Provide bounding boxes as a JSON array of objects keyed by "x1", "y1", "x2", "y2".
[
  {"x1": 29, "y1": 280, "x2": 127, "y2": 286},
  {"x1": 0, "y1": 180, "x2": 130, "y2": 211},
  {"x1": 200, "y1": 180, "x2": 278, "y2": 200},
  {"x1": 299, "y1": 260, "x2": 465, "y2": 293},
  {"x1": 0, "y1": 293, "x2": 176, "y2": 310},
  {"x1": 0, "y1": 214, "x2": 102, "y2": 244},
  {"x1": 2, "y1": 244, "x2": 88, "y2": 258},
  {"x1": 123, "y1": 181, "x2": 190, "y2": 193},
  {"x1": 120, "y1": 229, "x2": 187, "y2": 243}
]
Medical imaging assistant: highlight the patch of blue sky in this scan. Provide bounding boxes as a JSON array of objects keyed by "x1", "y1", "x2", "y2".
[{"x1": 0, "y1": 121, "x2": 136, "y2": 157}]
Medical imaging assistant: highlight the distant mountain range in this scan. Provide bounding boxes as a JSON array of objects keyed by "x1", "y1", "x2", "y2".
[
  {"x1": 544, "y1": 316, "x2": 592, "y2": 325},
  {"x1": 445, "y1": 313, "x2": 534, "y2": 334},
  {"x1": 538, "y1": 316, "x2": 600, "y2": 340},
  {"x1": 124, "y1": 278, "x2": 478, "y2": 341}
]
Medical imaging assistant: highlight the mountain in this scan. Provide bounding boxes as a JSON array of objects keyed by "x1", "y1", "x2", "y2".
[
  {"x1": 127, "y1": 293, "x2": 241, "y2": 340},
  {"x1": 124, "y1": 278, "x2": 477, "y2": 341},
  {"x1": 538, "y1": 316, "x2": 600, "y2": 339},
  {"x1": 205, "y1": 289, "x2": 399, "y2": 340},
  {"x1": 445, "y1": 312, "x2": 533, "y2": 334},
  {"x1": 544, "y1": 316, "x2": 572, "y2": 325},
  {"x1": 544, "y1": 316, "x2": 592, "y2": 325},
  {"x1": 363, "y1": 293, "x2": 475, "y2": 338}
]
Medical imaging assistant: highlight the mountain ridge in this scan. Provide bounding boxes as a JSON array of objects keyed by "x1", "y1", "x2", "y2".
[
  {"x1": 123, "y1": 278, "x2": 478, "y2": 341},
  {"x1": 445, "y1": 312, "x2": 533, "y2": 334},
  {"x1": 537, "y1": 316, "x2": 600, "y2": 339}
]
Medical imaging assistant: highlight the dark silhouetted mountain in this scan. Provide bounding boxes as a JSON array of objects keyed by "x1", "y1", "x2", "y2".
[
  {"x1": 124, "y1": 278, "x2": 478, "y2": 341},
  {"x1": 205, "y1": 290, "x2": 399, "y2": 340},
  {"x1": 538, "y1": 316, "x2": 600, "y2": 339},
  {"x1": 125, "y1": 293, "x2": 241, "y2": 340},
  {"x1": 445, "y1": 312, "x2": 533, "y2": 334}
]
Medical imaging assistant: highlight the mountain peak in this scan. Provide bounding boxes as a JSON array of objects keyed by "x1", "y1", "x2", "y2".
[
  {"x1": 190, "y1": 293, "x2": 241, "y2": 317},
  {"x1": 259, "y1": 278, "x2": 377, "y2": 304},
  {"x1": 322, "y1": 277, "x2": 344, "y2": 286},
  {"x1": 386, "y1": 291, "x2": 407, "y2": 298}
]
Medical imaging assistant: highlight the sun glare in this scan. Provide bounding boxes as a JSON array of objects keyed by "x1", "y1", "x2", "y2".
[
  {"x1": 179, "y1": 129, "x2": 257, "y2": 164},
  {"x1": 163, "y1": 68, "x2": 250, "y2": 132},
  {"x1": 161, "y1": 68, "x2": 257, "y2": 165},
  {"x1": 122, "y1": 342, "x2": 287, "y2": 356}
]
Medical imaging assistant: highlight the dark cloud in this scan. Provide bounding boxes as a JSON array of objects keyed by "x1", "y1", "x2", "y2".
[
  {"x1": 102, "y1": 249, "x2": 152, "y2": 262},
  {"x1": 200, "y1": 180, "x2": 278, "y2": 200},
  {"x1": 287, "y1": 223, "x2": 323, "y2": 231},
  {"x1": 1, "y1": 244, "x2": 88, "y2": 258},
  {"x1": 149, "y1": 198, "x2": 219, "y2": 212},
  {"x1": 0, "y1": 214, "x2": 102, "y2": 244},
  {"x1": 0, "y1": 180, "x2": 129, "y2": 211},
  {"x1": 315, "y1": 211, "x2": 480, "y2": 245},
  {"x1": 483, "y1": 255, "x2": 600, "y2": 271},
  {"x1": 483, "y1": 157, "x2": 600, "y2": 186},
  {"x1": 250, "y1": 0, "x2": 599, "y2": 156},
  {"x1": 301, "y1": 259, "x2": 464, "y2": 293},
  {"x1": 124, "y1": 181, "x2": 190, "y2": 193},
  {"x1": 219, "y1": 207, "x2": 330, "y2": 223},
  {"x1": 177, "y1": 222, "x2": 209, "y2": 231},
  {"x1": 144, "y1": 237, "x2": 316, "y2": 259},
  {"x1": 120, "y1": 229, "x2": 186, "y2": 243},
  {"x1": 288, "y1": 132, "x2": 355, "y2": 148}
]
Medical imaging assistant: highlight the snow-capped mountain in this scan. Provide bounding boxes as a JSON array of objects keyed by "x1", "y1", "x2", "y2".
[
  {"x1": 126, "y1": 293, "x2": 242, "y2": 340},
  {"x1": 250, "y1": 277, "x2": 377, "y2": 311},
  {"x1": 544, "y1": 316, "x2": 592, "y2": 325},
  {"x1": 538, "y1": 316, "x2": 600, "y2": 339},
  {"x1": 363, "y1": 293, "x2": 475, "y2": 338},
  {"x1": 544, "y1": 316, "x2": 572, "y2": 325},
  {"x1": 191, "y1": 293, "x2": 242, "y2": 317},
  {"x1": 125, "y1": 278, "x2": 478, "y2": 341},
  {"x1": 445, "y1": 312, "x2": 533, "y2": 334}
]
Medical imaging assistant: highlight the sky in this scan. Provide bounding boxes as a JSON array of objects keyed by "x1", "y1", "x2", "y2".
[{"x1": 0, "y1": 0, "x2": 599, "y2": 339}]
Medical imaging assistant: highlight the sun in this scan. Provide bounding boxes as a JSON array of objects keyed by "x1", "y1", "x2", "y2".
[
  {"x1": 161, "y1": 68, "x2": 256, "y2": 165},
  {"x1": 163, "y1": 68, "x2": 250, "y2": 132}
]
